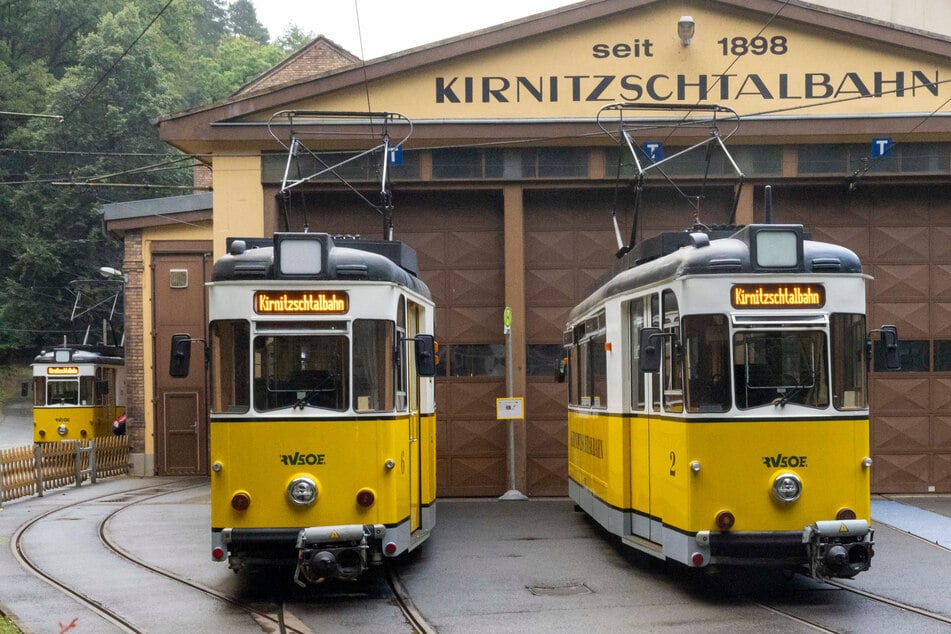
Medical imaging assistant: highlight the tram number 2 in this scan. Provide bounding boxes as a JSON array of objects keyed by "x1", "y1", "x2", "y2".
[{"x1": 669, "y1": 451, "x2": 676, "y2": 476}]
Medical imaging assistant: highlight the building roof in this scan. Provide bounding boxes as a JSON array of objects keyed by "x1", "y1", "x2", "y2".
[
  {"x1": 101, "y1": 192, "x2": 213, "y2": 235},
  {"x1": 235, "y1": 36, "x2": 360, "y2": 96},
  {"x1": 157, "y1": 0, "x2": 951, "y2": 156}
]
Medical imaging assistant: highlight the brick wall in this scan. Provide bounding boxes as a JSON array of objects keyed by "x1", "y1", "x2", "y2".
[{"x1": 123, "y1": 232, "x2": 145, "y2": 460}]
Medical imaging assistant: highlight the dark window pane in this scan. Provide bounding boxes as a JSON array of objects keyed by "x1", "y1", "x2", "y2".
[
  {"x1": 432, "y1": 148, "x2": 490, "y2": 178},
  {"x1": 527, "y1": 344, "x2": 562, "y2": 377},
  {"x1": 902, "y1": 143, "x2": 950, "y2": 173},
  {"x1": 933, "y1": 341, "x2": 951, "y2": 371},
  {"x1": 536, "y1": 148, "x2": 588, "y2": 178},
  {"x1": 449, "y1": 344, "x2": 506, "y2": 376},
  {"x1": 798, "y1": 144, "x2": 849, "y2": 175},
  {"x1": 874, "y1": 339, "x2": 928, "y2": 372},
  {"x1": 261, "y1": 150, "x2": 419, "y2": 182}
]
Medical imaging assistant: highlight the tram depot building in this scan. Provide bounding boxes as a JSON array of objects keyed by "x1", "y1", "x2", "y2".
[{"x1": 102, "y1": 0, "x2": 951, "y2": 495}]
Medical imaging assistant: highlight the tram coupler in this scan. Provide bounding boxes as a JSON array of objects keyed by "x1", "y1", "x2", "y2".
[
  {"x1": 293, "y1": 524, "x2": 385, "y2": 586},
  {"x1": 803, "y1": 519, "x2": 874, "y2": 579}
]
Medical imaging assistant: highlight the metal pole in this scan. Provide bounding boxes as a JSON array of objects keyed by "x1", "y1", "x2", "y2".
[{"x1": 499, "y1": 324, "x2": 527, "y2": 500}]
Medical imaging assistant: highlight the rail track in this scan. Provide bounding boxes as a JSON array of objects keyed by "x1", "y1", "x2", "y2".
[{"x1": 11, "y1": 478, "x2": 434, "y2": 633}]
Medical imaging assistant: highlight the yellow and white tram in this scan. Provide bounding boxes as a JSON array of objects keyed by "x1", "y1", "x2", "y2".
[
  {"x1": 565, "y1": 224, "x2": 899, "y2": 579},
  {"x1": 32, "y1": 346, "x2": 126, "y2": 442},
  {"x1": 170, "y1": 232, "x2": 437, "y2": 584}
]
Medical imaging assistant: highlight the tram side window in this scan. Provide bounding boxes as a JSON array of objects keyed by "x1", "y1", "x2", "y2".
[
  {"x1": 831, "y1": 314, "x2": 867, "y2": 410},
  {"x1": 33, "y1": 377, "x2": 46, "y2": 406},
  {"x1": 211, "y1": 320, "x2": 250, "y2": 414},
  {"x1": 569, "y1": 314, "x2": 607, "y2": 409},
  {"x1": 662, "y1": 290, "x2": 683, "y2": 413},
  {"x1": 683, "y1": 314, "x2": 730, "y2": 413},
  {"x1": 352, "y1": 319, "x2": 395, "y2": 412},
  {"x1": 567, "y1": 343, "x2": 581, "y2": 406},
  {"x1": 254, "y1": 333, "x2": 349, "y2": 412},
  {"x1": 79, "y1": 376, "x2": 95, "y2": 406},
  {"x1": 590, "y1": 332, "x2": 608, "y2": 408},
  {"x1": 396, "y1": 298, "x2": 407, "y2": 411},
  {"x1": 629, "y1": 298, "x2": 645, "y2": 410},
  {"x1": 650, "y1": 294, "x2": 661, "y2": 411}
]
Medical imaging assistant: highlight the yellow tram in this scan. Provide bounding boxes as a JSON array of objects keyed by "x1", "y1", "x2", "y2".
[
  {"x1": 564, "y1": 224, "x2": 899, "y2": 579},
  {"x1": 170, "y1": 232, "x2": 437, "y2": 584},
  {"x1": 31, "y1": 346, "x2": 126, "y2": 442}
]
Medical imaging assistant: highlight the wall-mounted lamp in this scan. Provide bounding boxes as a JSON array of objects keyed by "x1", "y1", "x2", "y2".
[
  {"x1": 99, "y1": 266, "x2": 127, "y2": 283},
  {"x1": 678, "y1": 15, "x2": 695, "y2": 47}
]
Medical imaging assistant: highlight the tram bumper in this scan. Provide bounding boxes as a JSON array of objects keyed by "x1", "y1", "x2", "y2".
[
  {"x1": 803, "y1": 519, "x2": 873, "y2": 579},
  {"x1": 293, "y1": 524, "x2": 386, "y2": 586}
]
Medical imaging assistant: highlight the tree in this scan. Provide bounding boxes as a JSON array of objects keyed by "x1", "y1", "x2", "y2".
[
  {"x1": 0, "y1": 0, "x2": 296, "y2": 357},
  {"x1": 276, "y1": 24, "x2": 316, "y2": 54},
  {"x1": 227, "y1": 0, "x2": 269, "y2": 44}
]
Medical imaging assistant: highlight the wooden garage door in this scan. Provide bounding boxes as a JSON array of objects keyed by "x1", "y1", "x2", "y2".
[
  {"x1": 785, "y1": 186, "x2": 951, "y2": 493},
  {"x1": 282, "y1": 190, "x2": 509, "y2": 496}
]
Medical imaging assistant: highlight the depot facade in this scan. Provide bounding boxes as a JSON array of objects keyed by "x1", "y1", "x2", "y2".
[{"x1": 105, "y1": 0, "x2": 951, "y2": 494}]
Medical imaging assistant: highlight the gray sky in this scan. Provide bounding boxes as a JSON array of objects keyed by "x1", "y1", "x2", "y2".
[
  {"x1": 250, "y1": 0, "x2": 578, "y2": 59},
  {"x1": 249, "y1": 0, "x2": 947, "y2": 60}
]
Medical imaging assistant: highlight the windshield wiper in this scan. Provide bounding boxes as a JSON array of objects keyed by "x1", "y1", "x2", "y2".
[
  {"x1": 772, "y1": 371, "x2": 814, "y2": 407},
  {"x1": 293, "y1": 387, "x2": 337, "y2": 410},
  {"x1": 773, "y1": 386, "x2": 802, "y2": 407}
]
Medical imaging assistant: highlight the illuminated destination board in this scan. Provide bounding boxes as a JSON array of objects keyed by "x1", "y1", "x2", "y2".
[
  {"x1": 731, "y1": 284, "x2": 825, "y2": 309},
  {"x1": 253, "y1": 291, "x2": 349, "y2": 315},
  {"x1": 47, "y1": 366, "x2": 80, "y2": 376}
]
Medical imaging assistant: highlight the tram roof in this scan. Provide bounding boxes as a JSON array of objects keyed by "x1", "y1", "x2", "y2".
[
  {"x1": 32, "y1": 345, "x2": 125, "y2": 366},
  {"x1": 212, "y1": 233, "x2": 432, "y2": 299},
  {"x1": 569, "y1": 224, "x2": 863, "y2": 321}
]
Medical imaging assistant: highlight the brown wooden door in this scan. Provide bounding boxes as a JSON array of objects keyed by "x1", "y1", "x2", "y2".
[{"x1": 152, "y1": 249, "x2": 211, "y2": 475}]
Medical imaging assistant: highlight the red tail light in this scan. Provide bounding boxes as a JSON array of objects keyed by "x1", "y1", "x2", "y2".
[
  {"x1": 715, "y1": 510, "x2": 736, "y2": 530},
  {"x1": 836, "y1": 508, "x2": 857, "y2": 521},
  {"x1": 231, "y1": 491, "x2": 251, "y2": 511},
  {"x1": 356, "y1": 488, "x2": 375, "y2": 508}
]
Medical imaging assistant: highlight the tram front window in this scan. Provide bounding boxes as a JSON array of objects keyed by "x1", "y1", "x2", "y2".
[
  {"x1": 683, "y1": 314, "x2": 730, "y2": 413},
  {"x1": 48, "y1": 379, "x2": 79, "y2": 405},
  {"x1": 254, "y1": 334, "x2": 349, "y2": 412},
  {"x1": 734, "y1": 331, "x2": 829, "y2": 409}
]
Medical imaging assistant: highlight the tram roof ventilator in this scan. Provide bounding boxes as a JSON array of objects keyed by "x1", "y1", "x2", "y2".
[
  {"x1": 213, "y1": 233, "x2": 429, "y2": 298},
  {"x1": 614, "y1": 223, "x2": 861, "y2": 278}
]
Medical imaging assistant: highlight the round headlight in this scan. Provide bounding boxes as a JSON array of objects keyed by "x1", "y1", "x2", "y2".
[
  {"x1": 287, "y1": 477, "x2": 318, "y2": 505},
  {"x1": 772, "y1": 472, "x2": 802, "y2": 503},
  {"x1": 57, "y1": 424, "x2": 68, "y2": 436}
]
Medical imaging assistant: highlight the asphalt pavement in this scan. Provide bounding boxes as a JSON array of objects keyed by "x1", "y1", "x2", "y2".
[{"x1": 2, "y1": 396, "x2": 950, "y2": 633}]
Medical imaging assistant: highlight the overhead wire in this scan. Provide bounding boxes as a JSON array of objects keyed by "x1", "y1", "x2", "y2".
[{"x1": 61, "y1": 0, "x2": 176, "y2": 122}]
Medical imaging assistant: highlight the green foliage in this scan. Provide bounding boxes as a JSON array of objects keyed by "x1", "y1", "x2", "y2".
[
  {"x1": 0, "y1": 0, "x2": 300, "y2": 357},
  {"x1": 227, "y1": 0, "x2": 269, "y2": 44},
  {"x1": 276, "y1": 24, "x2": 318, "y2": 54}
]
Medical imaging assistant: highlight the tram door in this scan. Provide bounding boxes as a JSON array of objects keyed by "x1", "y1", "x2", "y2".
[
  {"x1": 646, "y1": 294, "x2": 662, "y2": 543},
  {"x1": 405, "y1": 299, "x2": 423, "y2": 532},
  {"x1": 630, "y1": 297, "x2": 650, "y2": 538}
]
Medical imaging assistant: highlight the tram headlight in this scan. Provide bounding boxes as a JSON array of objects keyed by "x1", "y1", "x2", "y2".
[
  {"x1": 771, "y1": 472, "x2": 802, "y2": 503},
  {"x1": 287, "y1": 477, "x2": 318, "y2": 506},
  {"x1": 57, "y1": 424, "x2": 68, "y2": 436}
]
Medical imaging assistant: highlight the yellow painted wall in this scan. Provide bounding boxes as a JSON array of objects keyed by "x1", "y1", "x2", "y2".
[
  {"x1": 212, "y1": 155, "x2": 264, "y2": 259},
  {"x1": 265, "y1": 4, "x2": 948, "y2": 121}
]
